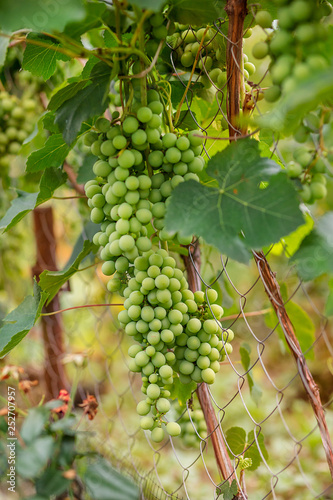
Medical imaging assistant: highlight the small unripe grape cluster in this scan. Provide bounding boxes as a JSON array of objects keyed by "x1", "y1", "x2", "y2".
[
  {"x1": 118, "y1": 250, "x2": 233, "y2": 442},
  {"x1": 144, "y1": 12, "x2": 168, "y2": 58},
  {"x1": 168, "y1": 24, "x2": 227, "y2": 90},
  {"x1": 252, "y1": 1, "x2": 332, "y2": 103},
  {"x1": 173, "y1": 399, "x2": 207, "y2": 447},
  {"x1": 285, "y1": 108, "x2": 332, "y2": 203},
  {"x1": 0, "y1": 91, "x2": 38, "y2": 169}
]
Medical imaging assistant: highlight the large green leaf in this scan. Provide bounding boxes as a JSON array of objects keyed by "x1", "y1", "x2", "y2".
[
  {"x1": 167, "y1": 376, "x2": 197, "y2": 405},
  {"x1": 0, "y1": 168, "x2": 67, "y2": 232},
  {"x1": 26, "y1": 134, "x2": 70, "y2": 173},
  {"x1": 39, "y1": 240, "x2": 95, "y2": 304},
  {"x1": 48, "y1": 80, "x2": 88, "y2": 111},
  {"x1": 36, "y1": 468, "x2": 71, "y2": 497},
  {"x1": 55, "y1": 62, "x2": 112, "y2": 145},
  {"x1": 165, "y1": 138, "x2": 304, "y2": 263},
  {"x1": 83, "y1": 457, "x2": 140, "y2": 500},
  {"x1": 291, "y1": 212, "x2": 333, "y2": 281},
  {"x1": 22, "y1": 33, "x2": 70, "y2": 80},
  {"x1": 168, "y1": 0, "x2": 225, "y2": 25},
  {"x1": 0, "y1": 281, "x2": 48, "y2": 358},
  {"x1": 0, "y1": 0, "x2": 85, "y2": 32},
  {"x1": 20, "y1": 408, "x2": 49, "y2": 445}
]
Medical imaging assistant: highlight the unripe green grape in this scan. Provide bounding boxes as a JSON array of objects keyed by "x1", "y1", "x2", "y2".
[
  {"x1": 142, "y1": 362, "x2": 155, "y2": 376},
  {"x1": 90, "y1": 207, "x2": 105, "y2": 224},
  {"x1": 148, "y1": 100, "x2": 163, "y2": 114},
  {"x1": 151, "y1": 427, "x2": 165, "y2": 442},
  {"x1": 160, "y1": 180, "x2": 172, "y2": 198},
  {"x1": 118, "y1": 150, "x2": 135, "y2": 168},
  {"x1": 117, "y1": 203, "x2": 132, "y2": 219},
  {"x1": 187, "y1": 336, "x2": 200, "y2": 350},
  {"x1": 311, "y1": 182, "x2": 327, "y2": 200},
  {"x1": 161, "y1": 329, "x2": 174, "y2": 343},
  {"x1": 179, "y1": 360, "x2": 195, "y2": 375},
  {"x1": 146, "y1": 128, "x2": 160, "y2": 144},
  {"x1": 95, "y1": 117, "x2": 110, "y2": 133},
  {"x1": 125, "y1": 191, "x2": 140, "y2": 205},
  {"x1": 137, "y1": 401, "x2": 151, "y2": 416},
  {"x1": 112, "y1": 134, "x2": 127, "y2": 150},
  {"x1": 130, "y1": 290, "x2": 144, "y2": 305},
  {"x1": 132, "y1": 129, "x2": 147, "y2": 146},
  {"x1": 100, "y1": 140, "x2": 117, "y2": 157},
  {"x1": 137, "y1": 106, "x2": 153, "y2": 123},
  {"x1": 101, "y1": 260, "x2": 116, "y2": 276},
  {"x1": 187, "y1": 318, "x2": 202, "y2": 334},
  {"x1": 93, "y1": 160, "x2": 112, "y2": 177},
  {"x1": 166, "y1": 422, "x2": 181, "y2": 437},
  {"x1": 252, "y1": 41, "x2": 269, "y2": 59},
  {"x1": 255, "y1": 10, "x2": 272, "y2": 28},
  {"x1": 156, "y1": 398, "x2": 171, "y2": 413},
  {"x1": 125, "y1": 176, "x2": 140, "y2": 191},
  {"x1": 135, "y1": 208, "x2": 152, "y2": 224},
  {"x1": 156, "y1": 289, "x2": 172, "y2": 304},
  {"x1": 265, "y1": 86, "x2": 281, "y2": 103},
  {"x1": 119, "y1": 234, "x2": 135, "y2": 252},
  {"x1": 128, "y1": 344, "x2": 142, "y2": 357},
  {"x1": 107, "y1": 278, "x2": 121, "y2": 292},
  {"x1": 287, "y1": 161, "x2": 303, "y2": 178},
  {"x1": 141, "y1": 416, "x2": 155, "y2": 430},
  {"x1": 201, "y1": 367, "x2": 215, "y2": 384},
  {"x1": 123, "y1": 116, "x2": 139, "y2": 134},
  {"x1": 147, "y1": 384, "x2": 161, "y2": 399},
  {"x1": 153, "y1": 25, "x2": 168, "y2": 40}
]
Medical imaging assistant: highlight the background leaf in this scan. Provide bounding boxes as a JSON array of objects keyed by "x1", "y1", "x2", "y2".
[
  {"x1": 239, "y1": 343, "x2": 262, "y2": 406},
  {"x1": 55, "y1": 62, "x2": 111, "y2": 145},
  {"x1": 82, "y1": 456, "x2": 140, "y2": 500},
  {"x1": 225, "y1": 427, "x2": 246, "y2": 457},
  {"x1": 168, "y1": 0, "x2": 225, "y2": 25},
  {"x1": 26, "y1": 134, "x2": 70, "y2": 173},
  {"x1": 128, "y1": 0, "x2": 166, "y2": 12},
  {"x1": 244, "y1": 431, "x2": 268, "y2": 471},
  {"x1": 39, "y1": 240, "x2": 95, "y2": 304},
  {"x1": 0, "y1": 34, "x2": 10, "y2": 68},
  {"x1": 0, "y1": 281, "x2": 48, "y2": 358},
  {"x1": 291, "y1": 212, "x2": 333, "y2": 281}
]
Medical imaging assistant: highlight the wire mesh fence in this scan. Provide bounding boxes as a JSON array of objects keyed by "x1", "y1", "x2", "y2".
[{"x1": 1, "y1": 15, "x2": 333, "y2": 500}]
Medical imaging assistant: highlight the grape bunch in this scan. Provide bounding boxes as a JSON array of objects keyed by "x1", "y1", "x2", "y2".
[
  {"x1": 284, "y1": 107, "x2": 332, "y2": 203},
  {"x1": 117, "y1": 250, "x2": 230, "y2": 441},
  {"x1": 173, "y1": 398, "x2": 207, "y2": 447},
  {"x1": 252, "y1": 1, "x2": 332, "y2": 103},
  {"x1": 168, "y1": 24, "x2": 227, "y2": 90},
  {"x1": 0, "y1": 91, "x2": 38, "y2": 170},
  {"x1": 84, "y1": 84, "x2": 234, "y2": 441}
]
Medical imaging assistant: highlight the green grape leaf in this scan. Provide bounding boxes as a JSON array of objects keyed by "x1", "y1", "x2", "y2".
[
  {"x1": 174, "y1": 110, "x2": 199, "y2": 130},
  {"x1": 20, "y1": 407, "x2": 49, "y2": 445},
  {"x1": 0, "y1": 167, "x2": 67, "y2": 233},
  {"x1": 291, "y1": 212, "x2": 333, "y2": 281},
  {"x1": 0, "y1": 34, "x2": 10, "y2": 68},
  {"x1": 48, "y1": 80, "x2": 88, "y2": 111},
  {"x1": 36, "y1": 468, "x2": 71, "y2": 497},
  {"x1": 127, "y1": 0, "x2": 166, "y2": 12},
  {"x1": 77, "y1": 155, "x2": 95, "y2": 183},
  {"x1": 42, "y1": 111, "x2": 60, "y2": 133},
  {"x1": 54, "y1": 62, "x2": 111, "y2": 145},
  {"x1": 64, "y1": 1, "x2": 107, "y2": 39},
  {"x1": 265, "y1": 301, "x2": 315, "y2": 359},
  {"x1": 225, "y1": 427, "x2": 247, "y2": 457},
  {"x1": 0, "y1": 191, "x2": 38, "y2": 233},
  {"x1": 216, "y1": 479, "x2": 238, "y2": 500},
  {"x1": 170, "y1": 81, "x2": 203, "y2": 108},
  {"x1": 167, "y1": 377, "x2": 197, "y2": 405},
  {"x1": 165, "y1": 138, "x2": 304, "y2": 263},
  {"x1": 0, "y1": 281, "x2": 48, "y2": 358},
  {"x1": 244, "y1": 430, "x2": 268, "y2": 471},
  {"x1": 38, "y1": 240, "x2": 95, "y2": 305},
  {"x1": 26, "y1": 134, "x2": 70, "y2": 173},
  {"x1": 82, "y1": 456, "x2": 140, "y2": 500},
  {"x1": 0, "y1": 0, "x2": 85, "y2": 32},
  {"x1": 22, "y1": 33, "x2": 70, "y2": 80},
  {"x1": 16, "y1": 436, "x2": 54, "y2": 479},
  {"x1": 239, "y1": 343, "x2": 262, "y2": 406},
  {"x1": 169, "y1": 0, "x2": 225, "y2": 25}
]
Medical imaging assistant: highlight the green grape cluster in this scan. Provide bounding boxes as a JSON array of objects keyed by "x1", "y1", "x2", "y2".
[
  {"x1": 0, "y1": 91, "x2": 38, "y2": 169},
  {"x1": 168, "y1": 24, "x2": 227, "y2": 90},
  {"x1": 173, "y1": 398, "x2": 207, "y2": 447},
  {"x1": 118, "y1": 249, "x2": 231, "y2": 441},
  {"x1": 285, "y1": 107, "x2": 332, "y2": 202},
  {"x1": 144, "y1": 12, "x2": 169, "y2": 58},
  {"x1": 84, "y1": 85, "x2": 234, "y2": 442},
  {"x1": 252, "y1": 1, "x2": 332, "y2": 102}
]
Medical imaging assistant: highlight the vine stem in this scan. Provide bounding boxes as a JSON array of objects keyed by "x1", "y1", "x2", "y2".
[
  {"x1": 40, "y1": 303, "x2": 123, "y2": 317},
  {"x1": 174, "y1": 26, "x2": 210, "y2": 126},
  {"x1": 225, "y1": 0, "x2": 248, "y2": 140},
  {"x1": 253, "y1": 250, "x2": 333, "y2": 480}
]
